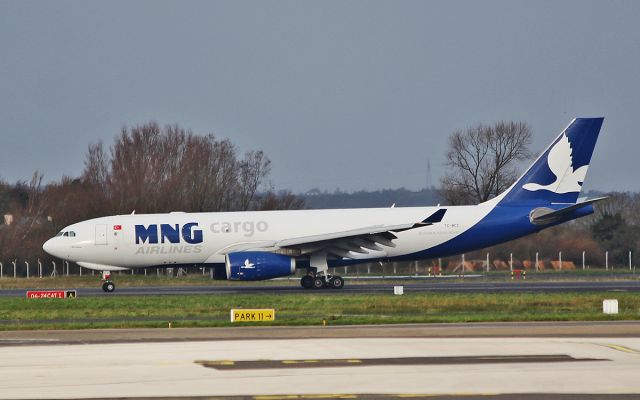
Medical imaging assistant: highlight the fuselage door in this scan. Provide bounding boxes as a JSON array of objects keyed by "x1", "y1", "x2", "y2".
[{"x1": 95, "y1": 224, "x2": 108, "y2": 245}]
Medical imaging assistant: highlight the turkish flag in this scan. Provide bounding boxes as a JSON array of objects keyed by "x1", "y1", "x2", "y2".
[{"x1": 113, "y1": 225, "x2": 122, "y2": 230}]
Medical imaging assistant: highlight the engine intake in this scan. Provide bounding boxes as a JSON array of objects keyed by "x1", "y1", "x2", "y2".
[{"x1": 225, "y1": 251, "x2": 296, "y2": 281}]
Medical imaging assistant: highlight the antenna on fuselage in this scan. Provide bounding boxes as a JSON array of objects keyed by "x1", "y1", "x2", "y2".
[{"x1": 131, "y1": 210, "x2": 136, "y2": 215}]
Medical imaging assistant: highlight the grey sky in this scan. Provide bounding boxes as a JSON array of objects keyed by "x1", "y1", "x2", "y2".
[{"x1": 0, "y1": 1, "x2": 638, "y2": 194}]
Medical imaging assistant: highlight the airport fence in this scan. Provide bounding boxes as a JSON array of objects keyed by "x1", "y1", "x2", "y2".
[{"x1": 0, "y1": 249, "x2": 636, "y2": 279}]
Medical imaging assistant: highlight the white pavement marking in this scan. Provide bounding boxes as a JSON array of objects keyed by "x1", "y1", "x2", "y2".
[{"x1": 0, "y1": 338, "x2": 639, "y2": 399}]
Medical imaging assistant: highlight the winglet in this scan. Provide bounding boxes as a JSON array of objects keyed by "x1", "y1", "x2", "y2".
[
  {"x1": 421, "y1": 208, "x2": 447, "y2": 224},
  {"x1": 391, "y1": 209, "x2": 447, "y2": 233}
]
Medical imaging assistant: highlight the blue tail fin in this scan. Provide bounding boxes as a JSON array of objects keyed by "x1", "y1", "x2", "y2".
[{"x1": 498, "y1": 117, "x2": 604, "y2": 205}]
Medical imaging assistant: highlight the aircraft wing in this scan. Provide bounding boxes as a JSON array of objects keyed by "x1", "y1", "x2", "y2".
[{"x1": 219, "y1": 209, "x2": 446, "y2": 258}]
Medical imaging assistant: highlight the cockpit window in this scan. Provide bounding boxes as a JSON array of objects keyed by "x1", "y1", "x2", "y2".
[{"x1": 55, "y1": 231, "x2": 75, "y2": 237}]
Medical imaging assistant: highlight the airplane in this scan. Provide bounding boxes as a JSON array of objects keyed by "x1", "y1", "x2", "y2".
[{"x1": 43, "y1": 117, "x2": 605, "y2": 292}]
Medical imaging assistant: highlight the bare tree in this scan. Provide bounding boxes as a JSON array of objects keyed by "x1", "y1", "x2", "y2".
[
  {"x1": 237, "y1": 151, "x2": 271, "y2": 211},
  {"x1": 79, "y1": 121, "x2": 303, "y2": 214},
  {"x1": 440, "y1": 121, "x2": 532, "y2": 205},
  {"x1": 83, "y1": 140, "x2": 109, "y2": 188},
  {"x1": 21, "y1": 171, "x2": 48, "y2": 240},
  {"x1": 0, "y1": 171, "x2": 56, "y2": 260},
  {"x1": 589, "y1": 192, "x2": 640, "y2": 227}
]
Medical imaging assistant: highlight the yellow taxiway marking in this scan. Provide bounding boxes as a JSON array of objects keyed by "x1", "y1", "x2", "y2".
[
  {"x1": 397, "y1": 394, "x2": 497, "y2": 398},
  {"x1": 195, "y1": 360, "x2": 235, "y2": 366},
  {"x1": 281, "y1": 359, "x2": 362, "y2": 364},
  {"x1": 254, "y1": 395, "x2": 497, "y2": 399},
  {"x1": 282, "y1": 360, "x2": 319, "y2": 364},
  {"x1": 600, "y1": 343, "x2": 640, "y2": 355}
]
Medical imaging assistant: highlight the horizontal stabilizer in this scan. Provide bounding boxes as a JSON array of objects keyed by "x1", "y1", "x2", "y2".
[{"x1": 529, "y1": 197, "x2": 607, "y2": 225}]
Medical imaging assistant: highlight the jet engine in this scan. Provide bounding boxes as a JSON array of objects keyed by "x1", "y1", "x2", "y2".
[{"x1": 225, "y1": 251, "x2": 296, "y2": 281}]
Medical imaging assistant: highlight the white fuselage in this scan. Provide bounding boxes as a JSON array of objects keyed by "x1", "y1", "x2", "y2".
[{"x1": 43, "y1": 204, "x2": 494, "y2": 270}]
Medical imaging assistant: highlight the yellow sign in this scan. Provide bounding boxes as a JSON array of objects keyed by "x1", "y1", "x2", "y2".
[{"x1": 230, "y1": 309, "x2": 275, "y2": 322}]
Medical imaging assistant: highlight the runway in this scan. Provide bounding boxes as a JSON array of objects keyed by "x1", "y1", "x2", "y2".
[
  {"x1": 1, "y1": 322, "x2": 640, "y2": 399},
  {"x1": 2, "y1": 279, "x2": 640, "y2": 297}
]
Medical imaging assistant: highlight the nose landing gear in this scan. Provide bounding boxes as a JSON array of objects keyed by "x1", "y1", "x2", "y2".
[{"x1": 101, "y1": 271, "x2": 115, "y2": 293}]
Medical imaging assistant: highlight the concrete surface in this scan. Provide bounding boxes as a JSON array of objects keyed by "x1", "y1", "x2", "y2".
[{"x1": 1, "y1": 335, "x2": 640, "y2": 398}]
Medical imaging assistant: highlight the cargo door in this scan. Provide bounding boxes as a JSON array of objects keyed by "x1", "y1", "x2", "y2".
[{"x1": 95, "y1": 224, "x2": 108, "y2": 245}]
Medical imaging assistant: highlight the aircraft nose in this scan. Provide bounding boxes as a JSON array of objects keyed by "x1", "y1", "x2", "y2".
[{"x1": 43, "y1": 238, "x2": 58, "y2": 257}]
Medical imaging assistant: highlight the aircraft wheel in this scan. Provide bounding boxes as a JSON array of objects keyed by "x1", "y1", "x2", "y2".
[
  {"x1": 312, "y1": 277, "x2": 325, "y2": 289},
  {"x1": 300, "y1": 275, "x2": 314, "y2": 289},
  {"x1": 329, "y1": 276, "x2": 344, "y2": 289},
  {"x1": 103, "y1": 281, "x2": 115, "y2": 293}
]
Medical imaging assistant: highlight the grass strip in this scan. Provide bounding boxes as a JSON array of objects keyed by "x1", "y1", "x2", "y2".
[{"x1": 0, "y1": 292, "x2": 638, "y2": 330}]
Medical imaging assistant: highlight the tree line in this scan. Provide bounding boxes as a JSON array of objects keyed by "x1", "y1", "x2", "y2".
[{"x1": 0, "y1": 122, "x2": 304, "y2": 262}]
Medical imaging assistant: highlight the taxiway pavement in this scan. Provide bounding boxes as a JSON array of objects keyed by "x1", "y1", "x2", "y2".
[{"x1": 2, "y1": 279, "x2": 640, "y2": 297}]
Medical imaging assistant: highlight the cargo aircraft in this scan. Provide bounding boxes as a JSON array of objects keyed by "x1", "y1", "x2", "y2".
[{"x1": 43, "y1": 118, "x2": 605, "y2": 292}]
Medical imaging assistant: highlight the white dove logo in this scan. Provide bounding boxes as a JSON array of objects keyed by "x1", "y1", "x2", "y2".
[
  {"x1": 241, "y1": 259, "x2": 255, "y2": 269},
  {"x1": 522, "y1": 133, "x2": 588, "y2": 194}
]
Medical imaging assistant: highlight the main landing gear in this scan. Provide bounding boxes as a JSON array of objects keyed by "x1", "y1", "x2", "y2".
[
  {"x1": 300, "y1": 273, "x2": 344, "y2": 290},
  {"x1": 101, "y1": 271, "x2": 115, "y2": 293},
  {"x1": 301, "y1": 252, "x2": 344, "y2": 289}
]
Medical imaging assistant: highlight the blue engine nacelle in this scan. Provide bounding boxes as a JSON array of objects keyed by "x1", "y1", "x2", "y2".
[{"x1": 225, "y1": 251, "x2": 296, "y2": 281}]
